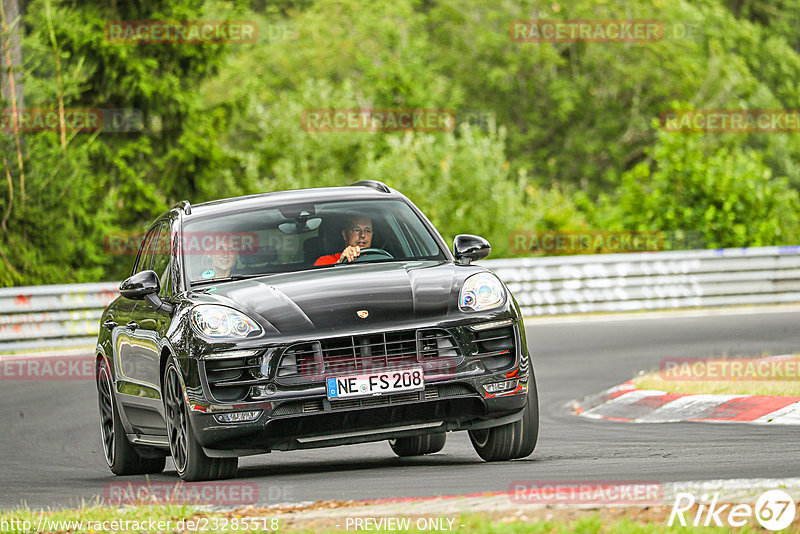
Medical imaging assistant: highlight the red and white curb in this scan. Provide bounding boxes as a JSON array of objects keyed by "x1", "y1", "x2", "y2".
[{"x1": 571, "y1": 382, "x2": 800, "y2": 424}]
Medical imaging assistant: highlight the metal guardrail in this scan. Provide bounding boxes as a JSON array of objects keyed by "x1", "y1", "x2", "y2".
[
  {"x1": 481, "y1": 245, "x2": 800, "y2": 316},
  {"x1": 1, "y1": 246, "x2": 799, "y2": 351},
  {"x1": 0, "y1": 283, "x2": 118, "y2": 352}
]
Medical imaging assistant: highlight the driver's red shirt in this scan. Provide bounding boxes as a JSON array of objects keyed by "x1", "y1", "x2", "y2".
[{"x1": 314, "y1": 253, "x2": 341, "y2": 266}]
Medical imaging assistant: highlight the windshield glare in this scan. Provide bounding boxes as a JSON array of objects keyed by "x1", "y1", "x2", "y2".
[{"x1": 183, "y1": 199, "x2": 446, "y2": 283}]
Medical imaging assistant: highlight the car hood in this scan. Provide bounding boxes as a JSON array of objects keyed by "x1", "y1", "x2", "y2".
[{"x1": 191, "y1": 260, "x2": 469, "y2": 336}]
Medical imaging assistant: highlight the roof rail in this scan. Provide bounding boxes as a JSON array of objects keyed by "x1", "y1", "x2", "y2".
[
  {"x1": 173, "y1": 200, "x2": 192, "y2": 215},
  {"x1": 350, "y1": 180, "x2": 391, "y2": 193}
]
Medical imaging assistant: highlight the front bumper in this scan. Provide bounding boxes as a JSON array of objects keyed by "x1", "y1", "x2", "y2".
[
  {"x1": 184, "y1": 318, "x2": 532, "y2": 454},
  {"x1": 189, "y1": 374, "x2": 530, "y2": 454}
]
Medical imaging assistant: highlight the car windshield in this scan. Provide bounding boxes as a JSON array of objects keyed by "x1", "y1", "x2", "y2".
[{"x1": 183, "y1": 199, "x2": 446, "y2": 284}]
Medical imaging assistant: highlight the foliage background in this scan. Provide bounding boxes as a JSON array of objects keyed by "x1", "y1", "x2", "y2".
[{"x1": 1, "y1": 0, "x2": 799, "y2": 286}]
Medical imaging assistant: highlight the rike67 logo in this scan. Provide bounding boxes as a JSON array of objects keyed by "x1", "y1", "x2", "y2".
[{"x1": 669, "y1": 489, "x2": 796, "y2": 531}]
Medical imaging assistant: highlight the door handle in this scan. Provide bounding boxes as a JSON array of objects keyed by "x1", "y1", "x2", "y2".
[
  {"x1": 126, "y1": 321, "x2": 139, "y2": 331},
  {"x1": 102, "y1": 320, "x2": 118, "y2": 331}
]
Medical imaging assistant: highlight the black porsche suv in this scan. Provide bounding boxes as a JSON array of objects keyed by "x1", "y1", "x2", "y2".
[{"x1": 95, "y1": 181, "x2": 538, "y2": 481}]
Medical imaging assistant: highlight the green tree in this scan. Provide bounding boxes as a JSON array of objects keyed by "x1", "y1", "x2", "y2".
[
  {"x1": 602, "y1": 128, "x2": 800, "y2": 248},
  {"x1": 0, "y1": 0, "x2": 241, "y2": 285}
]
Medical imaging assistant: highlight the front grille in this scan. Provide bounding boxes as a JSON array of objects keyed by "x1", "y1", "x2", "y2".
[
  {"x1": 203, "y1": 355, "x2": 264, "y2": 402},
  {"x1": 469, "y1": 325, "x2": 516, "y2": 371},
  {"x1": 271, "y1": 384, "x2": 475, "y2": 416},
  {"x1": 202, "y1": 328, "x2": 467, "y2": 403},
  {"x1": 329, "y1": 398, "x2": 361, "y2": 410},
  {"x1": 303, "y1": 399, "x2": 324, "y2": 413},
  {"x1": 471, "y1": 325, "x2": 515, "y2": 357},
  {"x1": 392, "y1": 391, "x2": 422, "y2": 403},
  {"x1": 360, "y1": 396, "x2": 390, "y2": 408},
  {"x1": 328, "y1": 384, "x2": 474, "y2": 411},
  {"x1": 275, "y1": 328, "x2": 462, "y2": 382}
]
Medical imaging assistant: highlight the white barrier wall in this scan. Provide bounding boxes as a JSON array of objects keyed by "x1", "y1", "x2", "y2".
[
  {"x1": 0, "y1": 282, "x2": 118, "y2": 351},
  {"x1": 481, "y1": 246, "x2": 800, "y2": 316}
]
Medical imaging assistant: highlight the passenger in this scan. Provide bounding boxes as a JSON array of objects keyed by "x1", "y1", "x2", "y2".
[
  {"x1": 200, "y1": 241, "x2": 238, "y2": 279},
  {"x1": 314, "y1": 216, "x2": 373, "y2": 265}
]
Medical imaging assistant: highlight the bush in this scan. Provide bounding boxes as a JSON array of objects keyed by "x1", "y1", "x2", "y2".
[{"x1": 601, "y1": 128, "x2": 800, "y2": 248}]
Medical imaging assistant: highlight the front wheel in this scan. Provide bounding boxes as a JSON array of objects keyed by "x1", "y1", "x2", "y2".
[
  {"x1": 163, "y1": 358, "x2": 237, "y2": 481},
  {"x1": 97, "y1": 358, "x2": 165, "y2": 476},
  {"x1": 389, "y1": 432, "x2": 446, "y2": 457},
  {"x1": 468, "y1": 376, "x2": 539, "y2": 462}
]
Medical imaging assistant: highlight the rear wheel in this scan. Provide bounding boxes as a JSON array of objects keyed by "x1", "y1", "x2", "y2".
[
  {"x1": 469, "y1": 376, "x2": 539, "y2": 462},
  {"x1": 389, "y1": 432, "x2": 446, "y2": 457},
  {"x1": 96, "y1": 358, "x2": 165, "y2": 476},
  {"x1": 163, "y1": 358, "x2": 237, "y2": 481}
]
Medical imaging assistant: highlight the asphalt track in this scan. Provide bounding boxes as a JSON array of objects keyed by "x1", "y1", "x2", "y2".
[{"x1": 2, "y1": 307, "x2": 800, "y2": 509}]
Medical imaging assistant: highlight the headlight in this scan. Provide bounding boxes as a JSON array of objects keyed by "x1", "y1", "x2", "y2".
[
  {"x1": 191, "y1": 305, "x2": 261, "y2": 338},
  {"x1": 459, "y1": 273, "x2": 506, "y2": 311}
]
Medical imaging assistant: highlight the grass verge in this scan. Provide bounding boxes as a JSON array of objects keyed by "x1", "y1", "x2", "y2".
[{"x1": 633, "y1": 355, "x2": 800, "y2": 396}]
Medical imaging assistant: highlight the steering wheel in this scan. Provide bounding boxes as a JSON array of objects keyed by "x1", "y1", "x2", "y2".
[{"x1": 345, "y1": 248, "x2": 394, "y2": 263}]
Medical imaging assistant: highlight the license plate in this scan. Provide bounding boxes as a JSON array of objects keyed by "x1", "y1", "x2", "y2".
[{"x1": 326, "y1": 368, "x2": 424, "y2": 399}]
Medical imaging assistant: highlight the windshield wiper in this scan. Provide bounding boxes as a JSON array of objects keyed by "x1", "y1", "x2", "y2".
[
  {"x1": 190, "y1": 274, "x2": 265, "y2": 286},
  {"x1": 333, "y1": 258, "x2": 396, "y2": 266}
]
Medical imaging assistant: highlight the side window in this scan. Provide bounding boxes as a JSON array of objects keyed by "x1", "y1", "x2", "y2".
[
  {"x1": 132, "y1": 224, "x2": 161, "y2": 275},
  {"x1": 151, "y1": 223, "x2": 172, "y2": 297}
]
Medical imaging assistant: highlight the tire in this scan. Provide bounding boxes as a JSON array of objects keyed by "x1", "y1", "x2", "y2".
[
  {"x1": 389, "y1": 432, "x2": 446, "y2": 457},
  {"x1": 163, "y1": 358, "x2": 238, "y2": 481},
  {"x1": 468, "y1": 375, "x2": 539, "y2": 462},
  {"x1": 96, "y1": 358, "x2": 166, "y2": 476}
]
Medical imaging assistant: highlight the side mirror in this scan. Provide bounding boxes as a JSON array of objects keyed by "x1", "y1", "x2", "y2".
[
  {"x1": 453, "y1": 234, "x2": 491, "y2": 265},
  {"x1": 120, "y1": 270, "x2": 160, "y2": 300},
  {"x1": 119, "y1": 270, "x2": 174, "y2": 314}
]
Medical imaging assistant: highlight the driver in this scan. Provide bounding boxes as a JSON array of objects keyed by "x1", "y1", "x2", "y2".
[
  {"x1": 314, "y1": 216, "x2": 373, "y2": 265},
  {"x1": 199, "y1": 240, "x2": 238, "y2": 279}
]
